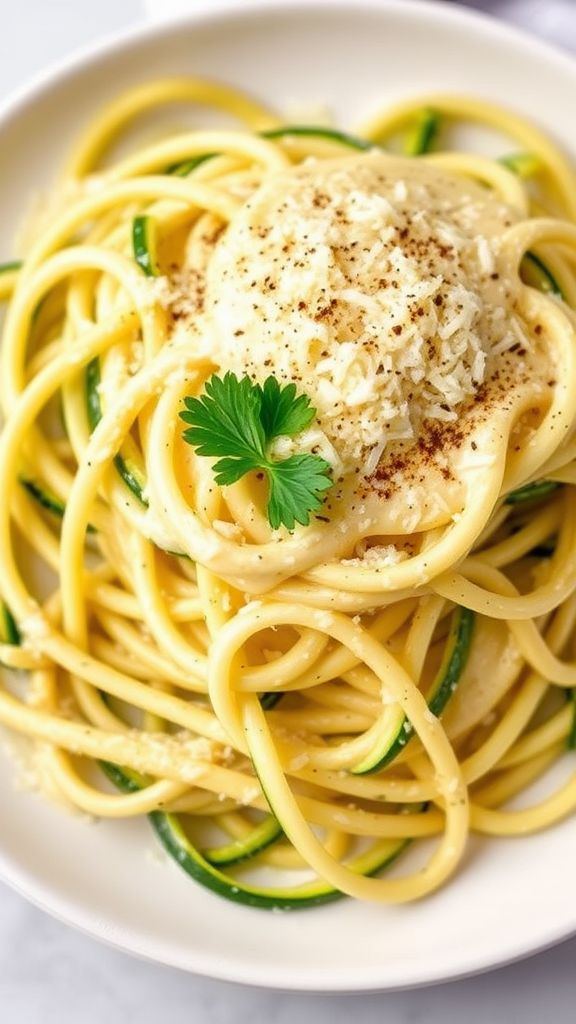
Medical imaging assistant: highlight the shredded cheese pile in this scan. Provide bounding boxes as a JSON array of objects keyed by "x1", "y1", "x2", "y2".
[{"x1": 202, "y1": 155, "x2": 520, "y2": 473}]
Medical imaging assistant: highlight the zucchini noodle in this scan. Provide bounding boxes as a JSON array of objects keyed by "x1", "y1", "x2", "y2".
[{"x1": 1, "y1": 79, "x2": 576, "y2": 909}]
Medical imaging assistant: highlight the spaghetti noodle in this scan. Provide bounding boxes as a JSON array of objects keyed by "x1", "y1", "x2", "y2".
[{"x1": 1, "y1": 79, "x2": 576, "y2": 907}]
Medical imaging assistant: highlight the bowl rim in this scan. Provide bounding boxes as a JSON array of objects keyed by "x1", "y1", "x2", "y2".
[
  {"x1": 3, "y1": 0, "x2": 576, "y2": 134},
  {"x1": 1, "y1": 0, "x2": 576, "y2": 992}
]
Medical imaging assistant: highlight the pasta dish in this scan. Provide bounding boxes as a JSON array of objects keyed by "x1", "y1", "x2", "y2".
[{"x1": 1, "y1": 79, "x2": 576, "y2": 908}]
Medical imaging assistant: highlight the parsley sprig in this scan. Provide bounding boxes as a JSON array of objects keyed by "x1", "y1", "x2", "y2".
[{"x1": 180, "y1": 373, "x2": 333, "y2": 530}]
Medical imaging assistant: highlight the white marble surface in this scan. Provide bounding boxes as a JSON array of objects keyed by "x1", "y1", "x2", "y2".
[{"x1": 1, "y1": 2, "x2": 576, "y2": 1020}]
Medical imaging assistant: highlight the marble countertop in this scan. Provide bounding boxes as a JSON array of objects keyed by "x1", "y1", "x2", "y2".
[{"x1": 1, "y1": 2, "x2": 575, "y2": 1020}]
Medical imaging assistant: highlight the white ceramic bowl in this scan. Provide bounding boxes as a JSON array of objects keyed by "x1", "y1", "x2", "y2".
[{"x1": 1, "y1": 0, "x2": 576, "y2": 992}]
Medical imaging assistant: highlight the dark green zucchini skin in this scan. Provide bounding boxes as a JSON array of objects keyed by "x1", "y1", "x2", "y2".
[
  {"x1": 204, "y1": 814, "x2": 284, "y2": 867},
  {"x1": 19, "y1": 477, "x2": 66, "y2": 518},
  {"x1": 499, "y1": 153, "x2": 541, "y2": 178},
  {"x1": 0, "y1": 603, "x2": 21, "y2": 646},
  {"x1": 132, "y1": 215, "x2": 158, "y2": 277},
  {"x1": 169, "y1": 125, "x2": 373, "y2": 178},
  {"x1": 506, "y1": 244, "x2": 564, "y2": 511},
  {"x1": 352, "y1": 607, "x2": 475, "y2": 775},
  {"x1": 505, "y1": 480, "x2": 561, "y2": 506},
  {"x1": 263, "y1": 126, "x2": 372, "y2": 151},
  {"x1": 521, "y1": 252, "x2": 564, "y2": 299},
  {"x1": 85, "y1": 358, "x2": 148, "y2": 506},
  {"x1": 259, "y1": 692, "x2": 284, "y2": 710},
  {"x1": 404, "y1": 109, "x2": 440, "y2": 156},
  {"x1": 100, "y1": 761, "x2": 410, "y2": 909}
]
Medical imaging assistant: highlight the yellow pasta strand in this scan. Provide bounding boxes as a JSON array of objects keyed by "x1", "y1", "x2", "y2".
[{"x1": 2, "y1": 78, "x2": 576, "y2": 907}]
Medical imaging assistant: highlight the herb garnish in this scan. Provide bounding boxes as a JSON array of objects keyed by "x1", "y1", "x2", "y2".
[{"x1": 180, "y1": 372, "x2": 333, "y2": 530}]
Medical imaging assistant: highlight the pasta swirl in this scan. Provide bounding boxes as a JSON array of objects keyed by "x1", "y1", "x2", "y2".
[{"x1": 1, "y1": 80, "x2": 576, "y2": 907}]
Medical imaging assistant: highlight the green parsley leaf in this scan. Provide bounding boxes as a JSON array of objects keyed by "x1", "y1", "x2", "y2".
[
  {"x1": 258, "y1": 376, "x2": 316, "y2": 441},
  {"x1": 266, "y1": 454, "x2": 333, "y2": 531},
  {"x1": 180, "y1": 372, "x2": 333, "y2": 531},
  {"x1": 212, "y1": 456, "x2": 260, "y2": 488},
  {"x1": 180, "y1": 372, "x2": 265, "y2": 460}
]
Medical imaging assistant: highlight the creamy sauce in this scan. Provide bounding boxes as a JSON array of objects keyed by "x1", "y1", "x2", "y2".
[
  {"x1": 158, "y1": 153, "x2": 555, "y2": 550},
  {"x1": 204, "y1": 154, "x2": 534, "y2": 478}
]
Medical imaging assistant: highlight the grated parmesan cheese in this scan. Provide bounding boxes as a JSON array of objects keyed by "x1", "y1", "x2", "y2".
[
  {"x1": 20, "y1": 610, "x2": 50, "y2": 651},
  {"x1": 341, "y1": 543, "x2": 406, "y2": 568},
  {"x1": 202, "y1": 154, "x2": 521, "y2": 473}
]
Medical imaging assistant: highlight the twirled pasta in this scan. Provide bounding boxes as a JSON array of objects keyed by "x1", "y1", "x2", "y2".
[{"x1": 1, "y1": 80, "x2": 576, "y2": 908}]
